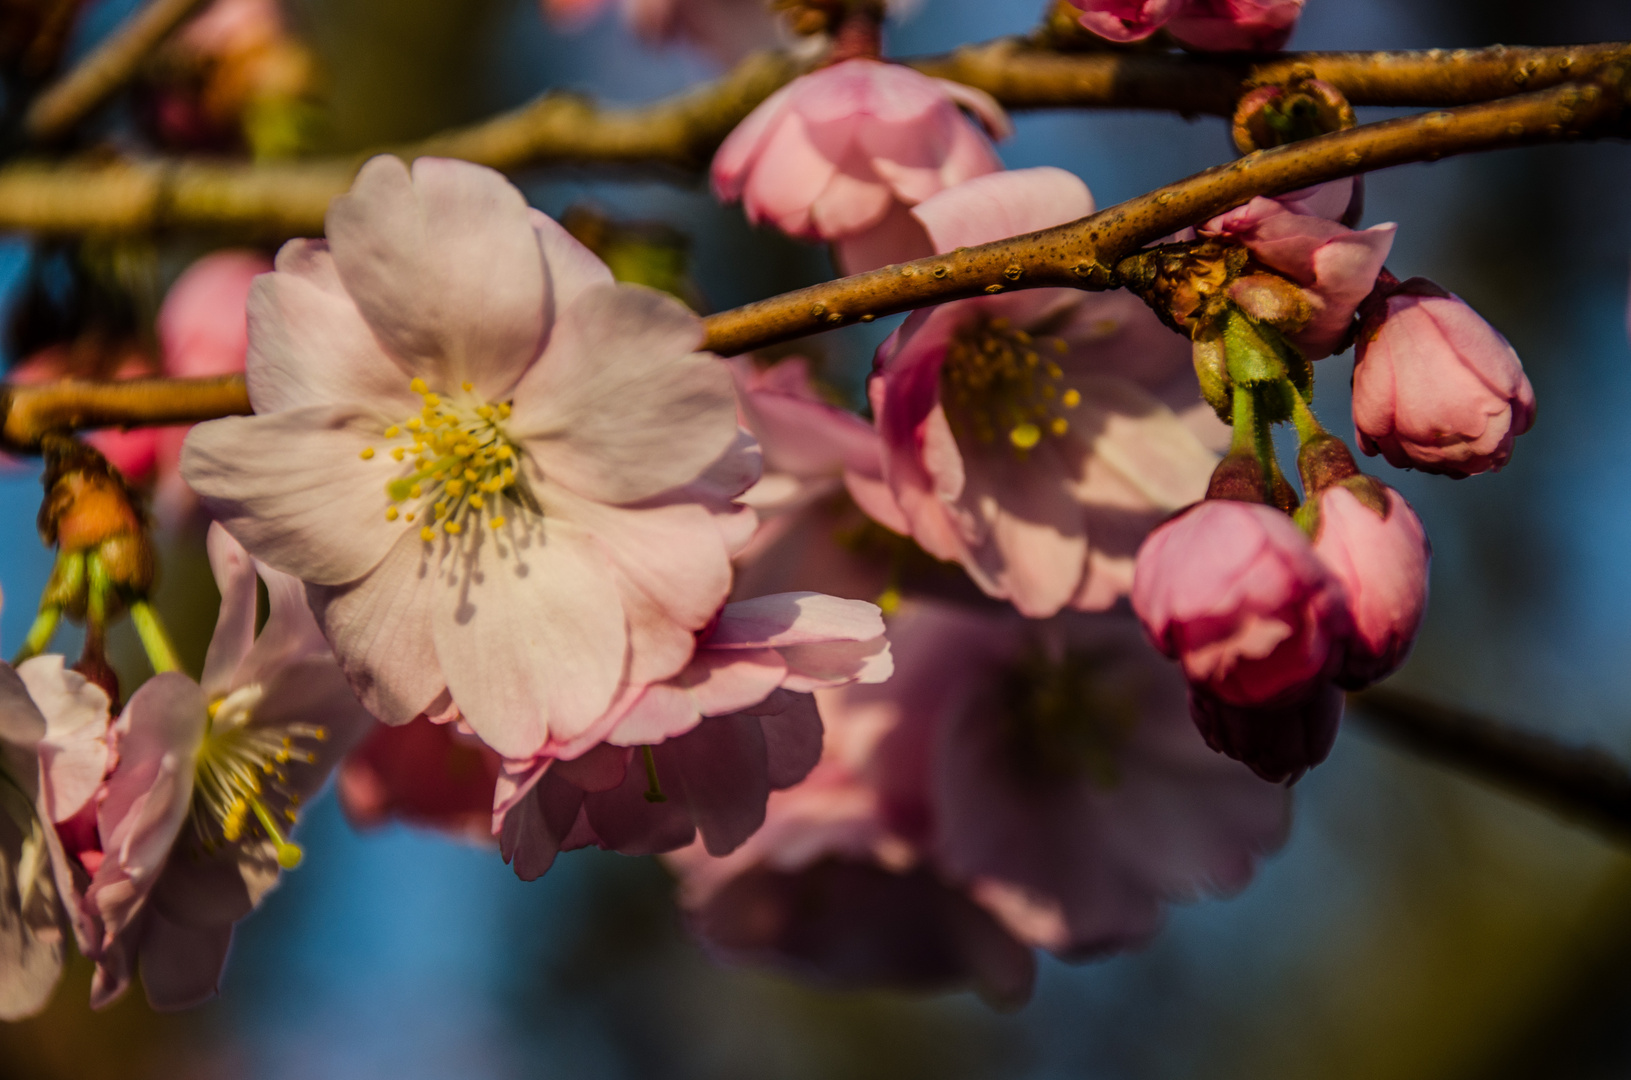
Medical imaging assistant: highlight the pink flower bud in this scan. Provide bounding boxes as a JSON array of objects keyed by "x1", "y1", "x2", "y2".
[
  {"x1": 1132, "y1": 499, "x2": 1350, "y2": 707},
  {"x1": 1188, "y1": 681, "x2": 1343, "y2": 784},
  {"x1": 711, "y1": 60, "x2": 1008, "y2": 265},
  {"x1": 1068, "y1": 0, "x2": 1303, "y2": 51},
  {"x1": 1312, "y1": 484, "x2": 1431, "y2": 689},
  {"x1": 1352, "y1": 282, "x2": 1536, "y2": 478}
]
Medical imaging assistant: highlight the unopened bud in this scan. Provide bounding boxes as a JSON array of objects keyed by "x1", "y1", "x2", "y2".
[
  {"x1": 1295, "y1": 433, "x2": 1388, "y2": 537},
  {"x1": 1191, "y1": 332, "x2": 1232, "y2": 419},
  {"x1": 36, "y1": 436, "x2": 157, "y2": 609},
  {"x1": 1232, "y1": 79, "x2": 1356, "y2": 155},
  {"x1": 1227, "y1": 273, "x2": 1313, "y2": 335}
]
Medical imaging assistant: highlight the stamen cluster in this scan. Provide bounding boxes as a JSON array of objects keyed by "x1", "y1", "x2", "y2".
[
  {"x1": 364, "y1": 378, "x2": 525, "y2": 541},
  {"x1": 941, "y1": 317, "x2": 1081, "y2": 454}
]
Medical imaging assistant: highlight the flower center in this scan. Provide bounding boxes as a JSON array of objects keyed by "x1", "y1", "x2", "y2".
[
  {"x1": 999, "y1": 648, "x2": 1138, "y2": 788},
  {"x1": 940, "y1": 316, "x2": 1081, "y2": 455},
  {"x1": 192, "y1": 684, "x2": 328, "y2": 870},
  {"x1": 360, "y1": 378, "x2": 534, "y2": 542}
]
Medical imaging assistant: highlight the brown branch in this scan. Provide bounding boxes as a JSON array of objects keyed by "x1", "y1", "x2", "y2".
[
  {"x1": 22, "y1": 0, "x2": 212, "y2": 143},
  {"x1": 0, "y1": 42, "x2": 1626, "y2": 236},
  {"x1": 3, "y1": 66, "x2": 1628, "y2": 443},
  {"x1": 700, "y1": 72, "x2": 1630, "y2": 354},
  {"x1": 1352, "y1": 688, "x2": 1631, "y2": 846},
  {"x1": 0, "y1": 376, "x2": 250, "y2": 452}
]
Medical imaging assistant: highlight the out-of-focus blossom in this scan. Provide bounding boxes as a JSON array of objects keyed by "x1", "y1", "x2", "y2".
[
  {"x1": 871, "y1": 168, "x2": 1222, "y2": 617},
  {"x1": 182, "y1": 156, "x2": 753, "y2": 761},
  {"x1": 1352, "y1": 279, "x2": 1536, "y2": 477},
  {"x1": 338, "y1": 717, "x2": 499, "y2": 844},
  {"x1": 1185, "y1": 681, "x2": 1344, "y2": 787},
  {"x1": 66, "y1": 525, "x2": 370, "y2": 1010},
  {"x1": 1311, "y1": 483, "x2": 1430, "y2": 689},
  {"x1": 712, "y1": 59, "x2": 1009, "y2": 275},
  {"x1": 1200, "y1": 180, "x2": 1394, "y2": 360},
  {"x1": 496, "y1": 592, "x2": 891, "y2": 879},
  {"x1": 148, "y1": 0, "x2": 321, "y2": 157},
  {"x1": 542, "y1": 0, "x2": 783, "y2": 64},
  {"x1": 668, "y1": 602, "x2": 1287, "y2": 998},
  {"x1": 153, "y1": 251, "x2": 271, "y2": 520},
  {"x1": 1069, "y1": 0, "x2": 1304, "y2": 51}
]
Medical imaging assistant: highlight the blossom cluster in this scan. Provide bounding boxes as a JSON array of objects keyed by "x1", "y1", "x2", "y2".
[{"x1": 0, "y1": 0, "x2": 1543, "y2": 1017}]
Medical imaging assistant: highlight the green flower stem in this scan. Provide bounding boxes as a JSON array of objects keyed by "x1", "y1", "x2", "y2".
[
  {"x1": 128, "y1": 599, "x2": 182, "y2": 675},
  {"x1": 13, "y1": 606, "x2": 61, "y2": 664},
  {"x1": 1290, "y1": 391, "x2": 1328, "y2": 444},
  {"x1": 641, "y1": 745, "x2": 667, "y2": 804}
]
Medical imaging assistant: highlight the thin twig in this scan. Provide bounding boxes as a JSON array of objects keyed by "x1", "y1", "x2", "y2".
[
  {"x1": 2, "y1": 70, "x2": 1628, "y2": 447},
  {"x1": 1352, "y1": 688, "x2": 1631, "y2": 845},
  {"x1": 22, "y1": 0, "x2": 212, "y2": 143},
  {"x1": 0, "y1": 42, "x2": 1626, "y2": 235}
]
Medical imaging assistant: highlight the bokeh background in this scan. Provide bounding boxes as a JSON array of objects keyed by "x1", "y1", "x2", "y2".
[{"x1": 3, "y1": 0, "x2": 1631, "y2": 1076}]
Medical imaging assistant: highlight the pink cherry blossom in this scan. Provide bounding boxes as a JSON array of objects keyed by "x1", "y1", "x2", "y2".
[
  {"x1": 73, "y1": 524, "x2": 371, "y2": 1010},
  {"x1": 182, "y1": 156, "x2": 753, "y2": 761},
  {"x1": 1200, "y1": 181, "x2": 1395, "y2": 360},
  {"x1": 871, "y1": 168, "x2": 1224, "y2": 617},
  {"x1": 1352, "y1": 281, "x2": 1536, "y2": 477},
  {"x1": 1133, "y1": 499, "x2": 1350, "y2": 707},
  {"x1": 542, "y1": 0, "x2": 784, "y2": 63},
  {"x1": 0, "y1": 658, "x2": 83, "y2": 1020},
  {"x1": 496, "y1": 592, "x2": 891, "y2": 879},
  {"x1": 667, "y1": 601, "x2": 1287, "y2": 992},
  {"x1": 1187, "y1": 681, "x2": 1344, "y2": 785},
  {"x1": 338, "y1": 717, "x2": 500, "y2": 844},
  {"x1": 1069, "y1": 0, "x2": 1303, "y2": 51},
  {"x1": 712, "y1": 59, "x2": 1009, "y2": 274},
  {"x1": 1312, "y1": 484, "x2": 1431, "y2": 689},
  {"x1": 727, "y1": 356, "x2": 907, "y2": 601}
]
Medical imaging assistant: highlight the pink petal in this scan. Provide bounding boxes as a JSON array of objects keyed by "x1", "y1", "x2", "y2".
[
  {"x1": 711, "y1": 81, "x2": 800, "y2": 200},
  {"x1": 17, "y1": 656, "x2": 110, "y2": 824},
  {"x1": 737, "y1": 111, "x2": 843, "y2": 237},
  {"x1": 243, "y1": 244, "x2": 419, "y2": 416},
  {"x1": 432, "y1": 515, "x2": 626, "y2": 759},
  {"x1": 831, "y1": 201, "x2": 935, "y2": 275},
  {"x1": 910, "y1": 167, "x2": 1094, "y2": 254},
  {"x1": 324, "y1": 156, "x2": 546, "y2": 398},
  {"x1": 709, "y1": 593, "x2": 885, "y2": 649},
  {"x1": 201, "y1": 523, "x2": 257, "y2": 699},
  {"x1": 527, "y1": 209, "x2": 614, "y2": 326},
  {"x1": 182, "y1": 405, "x2": 410, "y2": 587},
  {"x1": 498, "y1": 771, "x2": 588, "y2": 880},
  {"x1": 308, "y1": 533, "x2": 447, "y2": 725},
  {"x1": 761, "y1": 693, "x2": 823, "y2": 789},
  {"x1": 509, "y1": 284, "x2": 736, "y2": 505}
]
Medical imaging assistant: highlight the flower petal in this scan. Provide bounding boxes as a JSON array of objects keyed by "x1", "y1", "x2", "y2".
[
  {"x1": 432, "y1": 519, "x2": 626, "y2": 759},
  {"x1": 201, "y1": 523, "x2": 257, "y2": 699},
  {"x1": 910, "y1": 167, "x2": 1094, "y2": 256},
  {"x1": 324, "y1": 156, "x2": 547, "y2": 398},
  {"x1": 509, "y1": 283, "x2": 736, "y2": 505},
  {"x1": 17, "y1": 656, "x2": 110, "y2": 823},
  {"x1": 183, "y1": 405, "x2": 409, "y2": 587}
]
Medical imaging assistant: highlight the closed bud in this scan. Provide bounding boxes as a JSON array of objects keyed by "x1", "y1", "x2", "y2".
[{"x1": 1231, "y1": 79, "x2": 1356, "y2": 155}]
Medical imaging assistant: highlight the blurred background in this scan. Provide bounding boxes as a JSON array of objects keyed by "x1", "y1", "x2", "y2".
[{"x1": 3, "y1": 0, "x2": 1631, "y2": 1076}]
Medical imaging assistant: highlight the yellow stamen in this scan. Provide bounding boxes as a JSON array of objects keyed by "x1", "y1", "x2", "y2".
[{"x1": 359, "y1": 448, "x2": 375, "y2": 460}]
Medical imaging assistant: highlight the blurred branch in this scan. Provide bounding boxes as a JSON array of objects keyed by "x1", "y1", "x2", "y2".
[
  {"x1": 22, "y1": 0, "x2": 212, "y2": 143},
  {"x1": 1352, "y1": 688, "x2": 1631, "y2": 846},
  {"x1": 0, "y1": 41, "x2": 1625, "y2": 235},
  {"x1": 0, "y1": 375, "x2": 249, "y2": 451},
  {"x1": 3, "y1": 70, "x2": 1628, "y2": 441}
]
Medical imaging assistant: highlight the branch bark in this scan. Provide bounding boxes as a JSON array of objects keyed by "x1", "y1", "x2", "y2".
[
  {"x1": 0, "y1": 41, "x2": 1625, "y2": 236},
  {"x1": 21, "y1": 0, "x2": 212, "y2": 143},
  {"x1": 1352, "y1": 688, "x2": 1631, "y2": 846},
  {"x1": 3, "y1": 67, "x2": 1628, "y2": 446}
]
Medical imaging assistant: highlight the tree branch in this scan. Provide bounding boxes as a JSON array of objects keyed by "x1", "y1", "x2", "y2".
[
  {"x1": 2, "y1": 69, "x2": 1628, "y2": 447},
  {"x1": 0, "y1": 41, "x2": 1625, "y2": 235},
  {"x1": 21, "y1": 0, "x2": 212, "y2": 143},
  {"x1": 700, "y1": 72, "x2": 1630, "y2": 355},
  {"x1": 1352, "y1": 688, "x2": 1631, "y2": 846}
]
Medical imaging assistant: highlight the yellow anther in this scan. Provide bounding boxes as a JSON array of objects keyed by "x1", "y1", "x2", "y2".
[
  {"x1": 410, "y1": 378, "x2": 428, "y2": 394},
  {"x1": 1052, "y1": 337, "x2": 1069, "y2": 353},
  {"x1": 359, "y1": 447, "x2": 376, "y2": 460},
  {"x1": 1009, "y1": 423, "x2": 1042, "y2": 450},
  {"x1": 498, "y1": 403, "x2": 512, "y2": 419},
  {"x1": 423, "y1": 393, "x2": 441, "y2": 407},
  {"x1": 385, "y1": 507, "x2": 400, "y2": 522},
  {"x1": 446, "y1": 480, "x2": 464, "y2": 496},
  {"x1": 469, "y1": 494, "x2": 485, "y2": 510},
  {"x1": 1050, "y1": 417, "x2": 1070, "y2": 436},
  {"x1": 1014, "y1": 330, "x2": 1032, "y2": 345},
  {"x1": 405, "y1": 512, "x2": 415, "y2": 521},
  {"x1": 1041, "y1": 384, "x2": 1057, "y2": 400},
  {"x1": 461, "y1": 381, "x2": 474, "y2": 392},
  {"x1": 490, "y1": 516, "x2": 506, "y2": 529},
  {"x1": 420, "y1": 526, "x2": 435, "y2": 542},
  {"x1": 476, "y1": 404, "x2": 494, "y2": 419},
  {"x1": 496, "y1": 446, "x2": 514, "y2": 460},
  {"x1": 384, "y1": 425, "x2": 401, "y2": 438},
  {"x1": 406, "y1": 418, "x2": 422, "y2": 431},
  {"x1": 1046, "y1": 363, "x2": 1064, "y2": 380},
  {"x1": 444, "y1": 521, "x2": 463, "y2": 535},
  {"x1": 1062, "y1": 389, "x2": 1081, "y2": 408},
  {"x1": 391, "y1": 447, "x2": 406, "y2": 461},
  {"x1": 464, "y1": 468, "x2": 478, "y2": 482},
  {"x1": 409, "y1": 484, "x2": 423, "y2": 499},
  {"x1": 432, "y1": 502, "x2": 446, "y2": 518}
]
